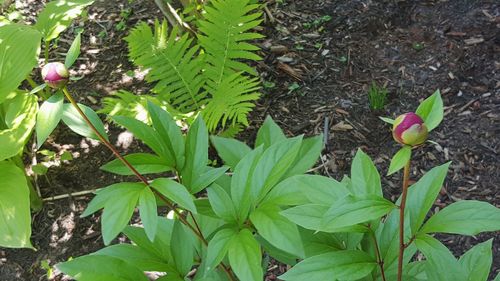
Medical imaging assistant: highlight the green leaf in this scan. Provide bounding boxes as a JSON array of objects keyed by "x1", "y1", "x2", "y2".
[
  {"x1": 123, "y1": 218, "x2": 174, "y2": 262},
  {"x1": 415, "y1": 234, "x2": 465, "y2": 281},
  {"x1": 406, "y1": 162, "x2": 450, "y2": 234},
  {"x1": 56, "y1": 255, "x2": 148, "y2": 281},
  {"x1": 255, "y1": 234, "x2": 298, "y2": 265},
  {"x1": 231, "y1": 146, "x2": 263, "y2": 223},
  {"x1": 205, "y1": 228, "x2": 238, "y2": 274},
  {"x1": 147, "y1": 101, "x2": 185, "y2": 169},
  {"x1": 250, "y1": 205, "x2": 304, "y2": 258},
  {"x1": 112, "y1": 116, "x2": 172, "y2": 165},
  {"x1": 35, "y1": 0, "x2": 94, "y2": 41},
  {"x1": 0, "y1": 24, "x2": 41, "y2": 104},
  {"x1": 139, "y1": 187, "x2": 158, "y2": 241},
  {"x1": 280, "y1": 204, "x2": 328, "y2": 231},
  {"x1": 420, "y1": 200, "x2": 500, "y2": 235},
  {"x1": 100, "y1": 153, "x2": 171, "y2": 176},
  {"x1": 150, "y1": 178, "x2": 196, "y2": 213},
  {"x1": 94, "y1": 244, "x2": 171, "y2": 272},
  {"x1": 254, "y1": 116, "x2": 286, "y2": 149},
  {"x1": 379, "y1": 116, "x2": 395, "y2": 124},
  {"x1": 207, "y1": 183, "x2": 237, "y2": 222},
  {"x1": 283, "y1": 134, "x2": 323, "y2": 177},
  {"x1": 0, "y1": 93, "x2": 38, "y2": 161},
  {"x1": 101, "y1": 183, "x2": 143, "y2": 245},
  {"x1": 65, "y1": 31, "x2": 81, "y2": 67},
  {"x1": 32, "y1": 164, "x2": 48, "y2": 175},
  {"x1": 252, "y1": 136, "x2": 303, "y2": 203},
  {"x1": 263, "y1": 175, "x2": 349, "y2": 206},
  {"x1": 321, "y1": 195, "x2": 396, "y2": 232},
  {"x1": 0, "y1": 161, "x2": 32, "y2": 248},
  {"x1": 211, "y1": 136, "x2": 251, "y2": 169},
  {"x1": 36, "y1": 92, "x2": 64, "y2": 148},
  {"x1": 459, "y1": 239, "x2": 493, "y2": 281},
  {"x1": 388, "y1": 145, "x2": 411, "y2": 175},
  {"x1": 191, "y1": 166, "x2": 229, "y2": 194},
  {"x1": 415, "y1": 90, "x2": 443, "y2": 131},
  {"x1": 182, "y1": 116, "x2": 208, "y2": 191},
  {"x1": 351, "y1": 149, "x2": 382, "y2": 196},
  {"x1": 228, "y1": 229, "x2": 263, "y2": 281},
  {"x1": 62, "y1": 103, "x2": 109, "y2": 141},
  {"x1": 279, "y1": 250, "x2": 377, "y2": 280},
  {"x1": 171, "y1": 220, "x2": 194, "y2": 276}
]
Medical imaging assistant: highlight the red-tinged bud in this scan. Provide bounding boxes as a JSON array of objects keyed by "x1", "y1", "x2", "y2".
[
  {"x1": 392, "y1": 112, "x2": 428, "y2": 146},
  {"x1": 41, "y1": 62, "x2": 69, "y2": 89}
]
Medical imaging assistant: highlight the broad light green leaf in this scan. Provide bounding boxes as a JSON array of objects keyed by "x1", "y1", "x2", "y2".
[
  {"x1": 263, "y1": 174, "x2": 349, "y2": 206},
  {"x1": 101, "y1": 184, "x2": 143, "y2": 245},
  {"x1": 283, "y1": 134, "x2": 323, "y2": 177},
  {"x1": 81, "y1": 182, "x2": 139, "y2": 217},
  {"x1": 388, "y1": 145, "x2": 411, "y2": 175},
  {"x1": 415, "y1": 234, "x2": 465, "y2": 281},
  {"x1": 205, "y1": 228, "x2": 238, "y2": 275},
  {"x1": 100, "y1": 153, "x2": 171, "y2": 175},
  {"x1": 351, "y1": 149, "x2": 382, "y2": 196},
  {"x1": 415, "y1": 90, "x2": 443, "y2": 131},
  {"x1": 0, "y1": 24, "x2": 41, "y2": 104},
  {"x1": 0, "y1": 92, "x2": 38, "y2": 161},
  {"x1": 65, "y1": 31, "x2": 81, "y2": 67},
  {"x1": 407, "y1": 162, "x2": 450, "y2": 234},
  {"x1": 255, "y1": 116, "x2": 286, "y2": 149},
  {"x1": 94, "y1": 244, "x2": 172, "y2": 272},
  {"x1": 211, "y1": 136, "x2": 251, "y2": 169},
  {"x1": 148, "y1": 101, "x2": 185, "y2": 169},
  {"x1": 279, "y1": 250, "x2": 377, "y2": 280},
  {"x1": 57, "y1": 255, "x2": 148, "y2": 281},
  {"x1": 231, "y1": 146, "x2": 263, "y2": 223},
  {"x1": 123, "y1": 218, "x2": 174, "y2": 262},
  {"x1": 62, "y1": 103, "x2": 109, "y2": 141},
  {"x1": 252, "y1": 136, "x2": 303, "y2": 203},
  {"x1": 420, "y1": 200, "x2": 500, "y2": 235},
  {"x1": 0, "y1": 161, "x2": 32, "y2": 248},
  {"x1": 250, "y1": 205, "x2": 304, "y2": 258},
  {"x1": 207, "y1": 183, "x2": 237, "y2": 222},
  {"x1": 182, "y1": 116, "x2": 208, "y2": 191},
  {"x1": 459, "y1": 239, "x2": 492, "y2": 281},
  {"x1": 321, "y1": 195, "x2": 396, "y2": 232},
  {"x1": 256, "y1": 234, "x2": 298, "y2": 265},
  {"x1": 171, "y1": 220, "x2": 194, "y2": 276},
  {"x1": 191, "y1": 166, "x2": 229, "y2": 194},
  {"x1": 35, "y1": 0, "x2": 94, "y2": 41},
  {"x1": 281, "y1": 204, "x2": 328, "y2": 231},
  {"x1": 228, "y1": 229, "x2": 262, "y2": 281},
  {"x1": 36, "y1": 92, "x2": 64, "y2": 148},
  {"x1": 150, "y1": 178, "x2": 196, "y2": 213},
  {"x1": 112, "y1": 116, "x2": 172, "y2": 165},
  {"x1": 139, "y1": 187, "x2": 158, "y2": 242}
]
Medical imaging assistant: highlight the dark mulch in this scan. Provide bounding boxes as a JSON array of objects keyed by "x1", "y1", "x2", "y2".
[{"x1": 1, "y1": 0, "x2": 499, "y2": 280}]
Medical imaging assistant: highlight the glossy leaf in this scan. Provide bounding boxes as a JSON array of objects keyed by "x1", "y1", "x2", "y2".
[
  {"x1": 351, "y1": 149, "x2": 382, "y2": 196},
  {"x1": 205, "y1": 228, "x2": 237, "y2": 274},
  {"x1": 210, "y1": 136, "x2": 251, "y2": 169},
  {"x1": 228, "y1": 229, "x2": 262, "y2": 281},
  {"x1": 279, "y1": 250, "x2": 377, "y2": 280},
  {"x1": 283, "y1": 134, "x2": 323, "y2": 177},
  {"x1": 171, "y1": 221, "x2": 194, "y2": 276},
  {"x1": 150, "y1": 178, "x2": 196, "y2": 213},
  {"x1": 207, "y1": 183, "x2": 237, "y2": 222},
  {"x1": 415, "y1": 90, "x2": 443, "y2": 131},
  {"x1": 280, "y1": 204, "x2": 328, "y2": 231},
  {"x1": 254, "y1": 116, "x2": 286, "y2": 149},
  {"x1": 459, "y1": 239, "x2": 492, "y2": 281},
  {"x1": 182, "y1": 116, "x2": 208, "y2": 191},
  {"x1": 0, "y1": 24, "x2": 41, "y2": 104},
  {"x1": 420, "y1": 200, "x2": 500, "y2": 235},
  {"x1": 191, "y1": 166, "x2": 229, "y2": 194},
  {"x1": 100, "y1": 153, "x2": 171, "y2": 175},
  {"x1": 388, "y1": 145, "x2": 411, "y2": 175},
  {"x1": 36, "y1": 92, "x2": 64, "y2": 148},
  {"x1": 65, "y1": 31, "x2": 81, "y2": 67},
  {"x1": 62, "y1": 103, "x2": 108, "y2": 141},
  {"x1": 139, "y1": 187, "x2": 158, "y2": 241},
  {"x1": 0, "y1": 161, "x2": 32, "y2": 248}
]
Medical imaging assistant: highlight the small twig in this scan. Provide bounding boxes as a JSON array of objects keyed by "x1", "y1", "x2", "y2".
[
  {"x1": 263, "y1": 4, "x2": 275, "y2": 24},
  {"x1": 43, "y1": 188, "x2": 101, "y2": 202},
  {"x1": 323, "y1": 116, "x2": 330, "y2": 149}
]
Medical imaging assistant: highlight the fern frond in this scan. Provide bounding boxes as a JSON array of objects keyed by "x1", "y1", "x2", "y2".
[
  {"x1": 202, "y1": 72, "x2": 260, "y2": 131},
  {"x1": 125, "y1": 20, "x2": 206, "y2": 113},
  {"x1": 198, "y1": 0, "x2": 264, "y2": 89}
]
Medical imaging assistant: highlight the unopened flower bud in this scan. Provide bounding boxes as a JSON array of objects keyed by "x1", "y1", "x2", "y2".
[
  {"x1": 392, "y1": 112, "x2": 428, "y2": 146},
  {"x1": 41, "y1": 62, "x2": 69, "y2": 89}
]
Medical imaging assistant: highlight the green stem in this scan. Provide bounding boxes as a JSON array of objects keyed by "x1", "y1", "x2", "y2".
[
  {"x1": 397, "y1": 160, "x2": 411, "y2": 281},
  {"x1": 26, "y1": 77, "x2": 37, "y2": 89},
  {"x1": 62, "y1": 87, "x2": 235, "y2": 280},
  {"x1": 44, "y1": 40, "x2": 50, "y2": 64}
]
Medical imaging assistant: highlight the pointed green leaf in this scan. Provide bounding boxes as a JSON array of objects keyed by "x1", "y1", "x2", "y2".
[
  {"x1": 351, "y1": 149, "x2": 382, "y2": 196},
  {"x1": 459, "y1": 239, "x2": 493, "y2": 281},
  {"x1": 65, "y1": 32, "x2": 81, "y2": 68},
  {"x1": 171, "y1": 220, "x2": 194, "y2": 276},
  {"x1": 205, "y1": 228, "x2": 238, "y2": 274},
  {"x1": 284, "y1": 134, "x2": 323, "y2": 177},
  {"x1": 207, "y1": 183, "x2": 237, "y2": 222},
  {"x1": 416, "y1": 90, "x2": 443, "y2": 131},
  {"x1": 100, "y1": 153, "x2": 171, "y2": 176},
  {"x1": 228, "y1": 229, "x2": 262, "y2": 281},
  {"x1": 36, "y1": 92, "x2": 64, "y2": 148},
  {"x1": 123, "y1": 218, "x2": 174, "y2": 262},
  {"x1": 191, "y1": 166, "x2": 229, "y2": 194},
  {"x1": 211, "y1": 136, "x2": 251, "y2": 169},
  {"x1": 388, "y1": 145, "x2": 411, "y2": 175},
  {"x1": 379, "y1": 116, "x2": 395, "y2": 124},
  {"x1": 139, "y1": 187, "x2": 158, "y2": 241},
  {"x1": 94, "y1": 244, "x2": 172, "y2": 272},
  {"x1": 182, "y1": 116, "x2": 208, "y2": 191},
  {"x1": 255, "y1": 116, "x2": 286, "y2": 149},
  {"x1": 150, "y1": 178, "x2": 196, "y2": 213},
  {"x1": 62, "y1": 103, "x2": 108, "y2": 141}
]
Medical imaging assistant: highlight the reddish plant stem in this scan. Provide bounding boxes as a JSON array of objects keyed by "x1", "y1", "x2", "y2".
[
  {"x1": 369, "y1": 229, "x2": 387, "y2": 281},
  {"x1": 62, "y1": 87, "x2": 236, "y2": 281},
  {"x1": 397, "y1": 160, "x2": 411, "y2": 281}
]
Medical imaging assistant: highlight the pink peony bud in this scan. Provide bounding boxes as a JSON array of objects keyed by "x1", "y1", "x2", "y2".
[
  {"x1": 392, "y1": 112, "x2": 428, "y2": 146},
  {"x1": 41, "y1": 62, "x2": 69, "y2": 89}
]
